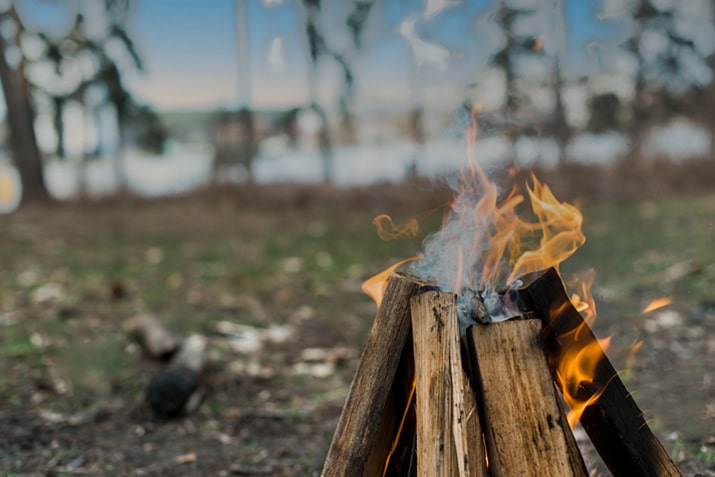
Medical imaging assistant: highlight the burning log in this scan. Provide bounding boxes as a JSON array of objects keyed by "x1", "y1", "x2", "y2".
[
  {"x1": 516, "y1": 267, "x2": 683, "y2": 477},
  {"x1": 410, "y1": 290, "x2": 487, "y2": 477},
  {"x1": 466, "y1": 316, "x2": 588, "y2": 477},
  {"x1": 322, "y1": 272, "x2": 424, "y2": 477},
  {"x1": 322, "y1": 270, "x2": 683, "y2": 476}
]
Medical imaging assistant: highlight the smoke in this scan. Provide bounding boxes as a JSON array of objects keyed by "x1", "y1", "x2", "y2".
[{"x1": 398, "y1": 15, "x2": 451, "y2": 71}]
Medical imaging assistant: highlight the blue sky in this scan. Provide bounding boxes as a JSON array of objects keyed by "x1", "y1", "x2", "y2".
[{"x1": 13, "y1": 0, "x2": 629, "y2": 113}]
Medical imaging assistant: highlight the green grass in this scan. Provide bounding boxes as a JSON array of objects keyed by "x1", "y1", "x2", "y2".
[
  {"x1": 565, "y1": 193, "x2": 715, "y2": 316},
  {"x1": 0, "y1": 198, "x2": 433, "y2": 412},
  {"x1": 0, "y1": 189, "x2": 713, "y2": 444}
]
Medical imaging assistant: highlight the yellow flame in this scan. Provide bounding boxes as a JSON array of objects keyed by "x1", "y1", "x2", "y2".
[
  {"x1": 567, "y1": 269, "x2": 597, "y2": 326},
  {"x1": 506, "y1": 178, "x2": 585, "y2": 283},
  {"x1": 362, "y1": 255, "x2": 422, "y2": 308},
  {"x1": 642, "y1": 297, "x2": 672, "y2": 314},
  {"x1": 364, "y1": 107, "x2": 607, "y2": 432},
  {"x1": 624, "y1": 339, "x2": 644, "y2": 378},
  {"x1": 554, "y1": 329, "x2": 612, "y2": 429},
  {"x1": 381, "y1": 379, "x2": 416, "y2": 477},
  {"x1": 373, "y1": 214, "x2": 420, "y2": 241}
]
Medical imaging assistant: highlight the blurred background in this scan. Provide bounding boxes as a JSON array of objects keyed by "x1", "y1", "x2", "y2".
[
  {"x1": 0, "y1": 0, "x2": 713, "y2": 209},
  {"x1": 1, "y1": 1, "x2": 715, "y2": 476}
]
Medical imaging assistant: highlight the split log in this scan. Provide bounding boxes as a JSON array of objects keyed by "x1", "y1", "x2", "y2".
[
  {"x1": 467, "y1": 317, "x2": 589, "y2": 477},
  {"x1": 146, "y1": 334, "x2": 206, "y2": 417},
  {"x1": 516, "y1": 267, "x2": 683, "y2": 477},
  {"x1": 411, "y1": 291, "x2": 486, "y2": 476},
  {"x1": 410, "y1": 290, "x2": 487, "y2": 477},
  {"x1": 322, "y1": 272, "x2": 425, "y2": 477},
  {"x1": 128, "y1": 314, "x2": 180, "y2": 361}
]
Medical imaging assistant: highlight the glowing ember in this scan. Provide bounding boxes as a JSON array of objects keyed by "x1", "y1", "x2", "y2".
[{"x1": 641, "y1": 297, "x2": 672, "y2": 314}]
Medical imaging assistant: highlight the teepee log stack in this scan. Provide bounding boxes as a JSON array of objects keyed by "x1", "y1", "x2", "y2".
[{"x1": 321, "y1": 269, "x2": 683, "y2": 477}]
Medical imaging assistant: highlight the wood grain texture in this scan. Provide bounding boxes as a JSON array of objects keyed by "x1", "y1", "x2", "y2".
[
  {"x1": 467, "y1": 318, "x2": 589, "y2": 477},
  {"x1": 516, "y1": 267, "x2": 683, "y2": 477},
  {"x1": 321, "y1": 272, "x2": 424, "y2": 477},
  {"x1": 411, "y1": 290, "x2": 487, "y2": 477}
]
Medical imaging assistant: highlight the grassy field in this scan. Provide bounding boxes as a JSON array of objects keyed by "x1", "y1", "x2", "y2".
[{"x1": 1, "y1": 183, "x2": 714, "y2": 475}]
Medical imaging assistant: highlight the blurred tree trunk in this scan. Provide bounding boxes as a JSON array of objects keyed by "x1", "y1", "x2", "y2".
[
  {"x1": 626, "y1": 0, "x2": 649, "y2": 163},
  {"x1": 303, "y1": 0, "x2": 333, "y2": 183},
  {"x1": 0, "y1": 13, "x2": 49, "y2": 203},
  {"x1": 495, "y1": 3, "x2": 518, "y2": 140},
  {"x1": 490, "y1": 1, "x2": 536, "y2": 160},
  {"x1": 708, "y1": 1, "x2": 715, "y2": 161},
  {"x1": 552, "y1": 0, "x2": 570, "y2": 164},
  {"x1": 52, "y1": 96, "x2": 66, "y2": 158},
  {"x1": 552, "y1": 70, "x2": 569, "y2": 164}
]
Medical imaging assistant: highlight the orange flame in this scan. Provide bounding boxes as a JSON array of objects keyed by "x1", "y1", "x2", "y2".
[
  {"x1": 365, "y1": 106, "x2": 609, "y2": 430},
  {"x1": 533, "y1": 36, "x2": 544, "y2": 53},
  {"x1": 641, "y1": 297, "x2": 672, "y2": 314},
  {"x1": 506, "y1": 179, "x2": 585, "y2": 284},
  {"x1": 624, "y1": 339, "x2": 644, "y2": 378},
  {"x1": 567, "y1": 269, "x2": 597, "y2": 326},
  {"x1": 372, "y1": 214, "x2": 420, "y2": 241},
  {"x1": 554, "y1": 327, "x2": 612, "y2": 429},
  {"x1": 362, "y1": 255, "x2": 422, "y2": 308},
  {"x1": 462, "y1": 108, "x2": 603, "y2": 428}
]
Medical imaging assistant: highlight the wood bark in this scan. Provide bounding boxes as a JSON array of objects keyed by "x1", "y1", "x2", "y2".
[
  {"x1": 410, "y1": 290, "x2": 487, "y2": 477},
  {"x1": 321, "y1": 272, "x2": 424, "y2": 477},
  {"x1": 516, "y1": 267, "x2": 683, "y2": 477},
  {"x1": 467, "y1": 317, "x2": 589, "y2": 477},
  {"x1": 0, "y1": 8, "x2": 48, "y2": 203},
  {"x1": 129, "y1": 314, "x2": 180, "y2": 360}
]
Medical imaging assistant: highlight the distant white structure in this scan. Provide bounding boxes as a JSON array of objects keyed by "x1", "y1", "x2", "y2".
[{"x1": 0, "y1": 160, "x2": 22, "y2": 214}]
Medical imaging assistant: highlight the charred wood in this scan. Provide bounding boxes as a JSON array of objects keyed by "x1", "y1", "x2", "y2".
[{"x1": 516, "y1": 267, "x2": 683, "y2": 477}]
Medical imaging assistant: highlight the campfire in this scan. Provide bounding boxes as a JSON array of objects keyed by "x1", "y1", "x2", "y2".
[{"x1": 321, "y1": 117, "x2": 683, "y2": 476}]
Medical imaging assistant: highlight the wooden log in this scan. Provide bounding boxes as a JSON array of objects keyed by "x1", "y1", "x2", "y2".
[
  {"x1": 365, "y1": 338, "x2": 417, "y2": 476},
  {"x1": 146, "y1": 334, "x2": 206, "y2": 417},
  {"x1": 516, "y1": 267, "x2": 683, "y2": 477},
  {"x1": 410, "y1": 290, "x2": 487, "y2": 477},
  {"x1": 467, "y1": 317, "x2": 589, "y2": 477},
  {"x1": 128, "y1": 314, "x2": 180, "y2": 361},
  {"x1": 322, "y1": 272, "x2": 425, "y2": 477}
]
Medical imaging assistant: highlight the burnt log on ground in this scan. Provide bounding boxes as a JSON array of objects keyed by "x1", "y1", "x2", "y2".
[
  {"x1": 146, "y1": 334, "x2": 206, "y2": 418},
  {"x1": 516, "y1": 267, "x2": 683, "y2": 477}
]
